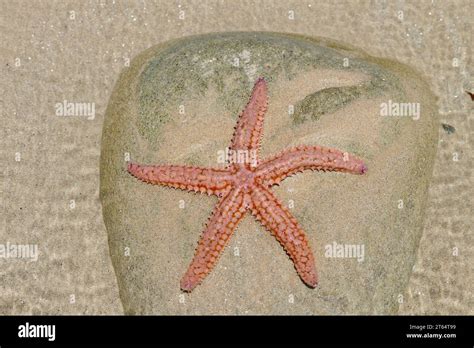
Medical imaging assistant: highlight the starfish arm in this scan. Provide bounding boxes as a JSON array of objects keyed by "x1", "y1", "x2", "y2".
[
  {"x1": 257, "y1": 145, "x2": 367, "y2": 186},
  {"x1": 230, "y1": 78, "x2": 268, "y2": 157},
  {"x1": 249, "y1": 184, "x2": 318, "y2": 287},
  {"x1": 180, "y1": 189, "x2": 245, "y2": 292},
  {"x1": 128, "y1": 163, "x2": 233, "y2": 196}
]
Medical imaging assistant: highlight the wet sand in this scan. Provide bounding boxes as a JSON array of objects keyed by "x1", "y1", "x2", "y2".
[{"x1": 1, "y1": 0, "x2": 472, "y2": 314}]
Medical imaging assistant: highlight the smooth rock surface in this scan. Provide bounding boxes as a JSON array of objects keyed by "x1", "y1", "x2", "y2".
[{"x1": 100, "y1": 32, "x2": 438, "y2": 314}]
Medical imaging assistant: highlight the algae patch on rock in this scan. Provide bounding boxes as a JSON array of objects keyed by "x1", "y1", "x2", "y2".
[{"x1": 100, "y1": 32, "x2": 438, "y2": 314}]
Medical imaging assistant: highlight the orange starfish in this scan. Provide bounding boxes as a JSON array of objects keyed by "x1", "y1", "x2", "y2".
[{"x1": 128, "y1": 78, "x2": 367, "y2": 292}]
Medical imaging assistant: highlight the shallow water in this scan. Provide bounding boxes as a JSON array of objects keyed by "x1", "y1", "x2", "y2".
[{"x1": 1, "y1": 0, "x2": 471, "y2": 314}]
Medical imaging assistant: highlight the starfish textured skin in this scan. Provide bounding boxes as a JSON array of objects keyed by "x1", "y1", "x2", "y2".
[{"x1": 128, "y1": 78, "x2": 368, "y2": 292}]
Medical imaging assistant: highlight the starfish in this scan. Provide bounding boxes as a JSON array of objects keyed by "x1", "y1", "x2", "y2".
[{"x1": 128, "y1": 77, "x2": 367, "y2": 292}]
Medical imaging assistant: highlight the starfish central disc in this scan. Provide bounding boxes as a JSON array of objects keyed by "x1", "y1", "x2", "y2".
[{"x1": 234, "y1": 167, "x2": 257, "y2": 192}]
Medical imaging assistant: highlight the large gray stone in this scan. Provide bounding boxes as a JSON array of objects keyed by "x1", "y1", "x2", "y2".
[{"x1": 100, "y1": 32, "x2": 438, "y2": 314}]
